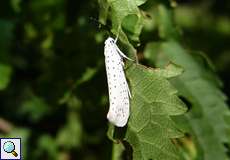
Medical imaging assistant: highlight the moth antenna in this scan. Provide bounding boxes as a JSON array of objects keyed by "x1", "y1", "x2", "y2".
[
  {"x1": 115, "y1": 45, "x2": 134, "y2": 61},
  {"x1": 114, "y1": 25, "x2": 121, "y2": 43}
]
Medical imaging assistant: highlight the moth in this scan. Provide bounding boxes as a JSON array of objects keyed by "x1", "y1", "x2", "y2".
[{"x1": 104, "y1": 37, "x2": 132, "y2": 127}]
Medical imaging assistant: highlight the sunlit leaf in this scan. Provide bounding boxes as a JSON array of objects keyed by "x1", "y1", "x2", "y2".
[{"x1": 108, "y1": 63, "x2": 187, "y2": 160}]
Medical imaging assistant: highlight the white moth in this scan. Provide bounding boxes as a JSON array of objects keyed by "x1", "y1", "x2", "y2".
[{"x1": 104, "y1": 37, "x2": 132, "y2": 127}]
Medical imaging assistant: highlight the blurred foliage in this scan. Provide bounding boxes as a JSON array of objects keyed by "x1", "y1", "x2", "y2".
[{"x1": 0, "y1": 0, "x2": 229, "y2": 160}]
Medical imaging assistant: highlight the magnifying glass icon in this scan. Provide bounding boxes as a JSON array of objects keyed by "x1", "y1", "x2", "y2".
[{"x1": 3, "y1": 141, "x2": 18, "y2": 157}]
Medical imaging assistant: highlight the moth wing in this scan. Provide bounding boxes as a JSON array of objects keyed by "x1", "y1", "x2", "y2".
[
  {"x1": 104, "y1": 41, "x2": 130, "y2": 127},
  {"x1": 107, "y1": 76, "x2": 130, "y2": 127},
  {"x1": 105, "y1": 50, "x2": 130, "y2": 127}
]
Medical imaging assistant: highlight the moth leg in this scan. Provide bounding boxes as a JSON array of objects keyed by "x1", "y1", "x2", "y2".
[
  {"x1": 125, "y1": 80, "x2": 132, "y2": 98},
  {"x1": 121, "y1": 61, "x2": 125, "y2": 67}
]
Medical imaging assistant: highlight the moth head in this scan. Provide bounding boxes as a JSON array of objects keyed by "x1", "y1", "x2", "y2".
[{"x1": 105, "y1": 37, "x2": 115, "y2": 45}]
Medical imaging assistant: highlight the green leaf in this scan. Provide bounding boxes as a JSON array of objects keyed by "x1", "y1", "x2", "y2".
[
  {"x1": 100, "y1": 0, "x2": 147, "y2": 45},
  {"x1": 121, "y1": 14, "x2": 143, "y2": 44},
  {"x1": 0, "y1": 63, "x2": 12, "y2": 90},
  {"x1": 135, "y1": 0, "x2": 148, "y2": 6},
  {"x1": 57, "y1": 112, "x2": 82, "y2": 149},
  {"x1": 11, "y1": 0, "x2": 21, "y2": 13},
  {"x1": 75, "y1": 67, "x2": 98, "y2": 86},
  {"x1": 98, "y1": 0, "x2": 110, "y2": 25},
  {"x1": 109, "y1": 63, "x2": 187, "y2": 160},
  {"x1": 20, "y1": 96, "x2": 50, "y2": 122},
  {"x1": 112, "y1": 143, "x2": 125, "y2": 160},
  {"x1": 144, "y1": 41, "x2": 230, "y2": 160},
  {"x1": 108, "y1": 0, "x2": 139, "y2": 30},
  {"x1": 35, "y1": 135, "x2": 58, "y2": 160},
  {"x1": 156, "y1": 5, "x2": 180, "y2": 40},
  {"x1": 98, "y1": 0, "x2": 149, "y2": 61},
  {"x1": 152, "y1": 63, "x2": 184, "y2": 79}
]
